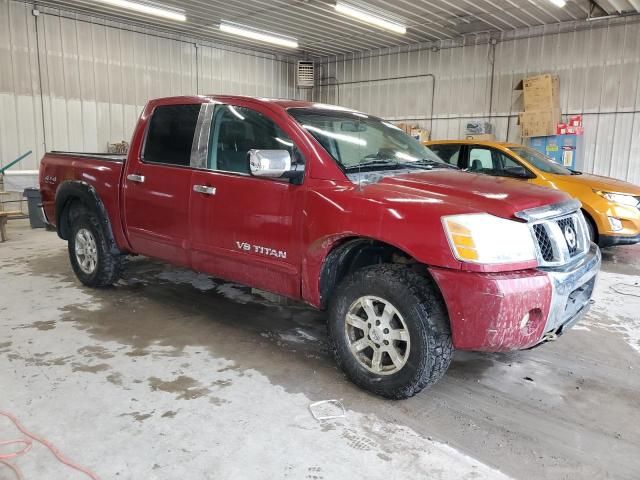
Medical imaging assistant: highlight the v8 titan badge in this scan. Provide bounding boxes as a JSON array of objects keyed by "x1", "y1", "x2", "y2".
[{"x1": 236, "y1": 241, "x2": 287, "y2": 259}]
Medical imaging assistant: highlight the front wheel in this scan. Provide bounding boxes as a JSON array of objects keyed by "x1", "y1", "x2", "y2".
[
  {"x1": 585, "y1": 216, "x2": 597, "y2": 244},
  {"x1": 328, "y1": 264, "x2": 453, "y2": 399},
  {"x1": 68, "y1": 206, "x2": 123, "y2": 287}
]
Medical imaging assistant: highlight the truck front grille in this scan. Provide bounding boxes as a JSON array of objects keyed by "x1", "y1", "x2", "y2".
[
  {"x1": 556, "y1": 216, "x2": 579, "y2": 256},
  {"x1": 533, "y1": 224, "x2": 554, "y2": 262},
  {"x1": 530, "y1": 212, "x2": 590, "y2": 267}
]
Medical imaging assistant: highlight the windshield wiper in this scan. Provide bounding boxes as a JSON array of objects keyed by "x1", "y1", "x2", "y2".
[
  {"x1": 407, "y1": 159, "x2": 459, "y2": 170},
  {"x1": 344, "y1": 159, "x2": 399, "y2": 171}
]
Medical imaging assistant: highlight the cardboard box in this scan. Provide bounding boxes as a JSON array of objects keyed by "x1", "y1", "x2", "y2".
[
  {"x1": 395, "y1": 122, "x2": 414, "y2": 135},
  {"x1": 410, "y1": 127, "x2": 431, "y2": 142},
  {"x1": 516, "y1": 74, "x2": 560, "y2": 111},
  {"x1": 556, "y1": 123, "x2": 568, "y2": 135},
  {"x1": 465, "y1": 134, "x2": 496, "y2": 141},
  {"x1": 518, "y1": 108, "x2": 561, "y2": 137}
]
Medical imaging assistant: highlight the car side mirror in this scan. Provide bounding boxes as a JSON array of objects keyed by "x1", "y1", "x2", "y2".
[
  {"x1": 248, "y1": 149, "x2": 291, "y2": 178},
  {"x1": 248, "y1": 149, "x2": 304, "y2": 184},
  {"x1": 508, "y1": 166, "x2": 535, "y2": 179}
]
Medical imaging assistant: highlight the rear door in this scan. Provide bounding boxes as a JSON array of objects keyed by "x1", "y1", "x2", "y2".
[
  {"x1": 122, "y1": 103, "x2": 200, "y2": 266},
  {"x1": 189, "y1": 103, "x2": 305, "y2": 298}
]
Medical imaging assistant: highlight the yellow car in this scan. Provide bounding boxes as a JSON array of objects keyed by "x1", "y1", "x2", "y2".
[{"x1": 425, "y1": 140, "x2": 640, "y2": 247}]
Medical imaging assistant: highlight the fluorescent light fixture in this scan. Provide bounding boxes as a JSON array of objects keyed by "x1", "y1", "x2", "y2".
[
  {"x1": 95, "y1": 0, "x2": 186, "y2": 21},
  {"x1": 219, "y1": 22, "x2": 298, "y2": 49},
  {"x1": 547, "y1": 0, "x2": 566, "y2": 7},
  {"x1": 334, "y1": 2, "x2": 406, "y2": 34}
]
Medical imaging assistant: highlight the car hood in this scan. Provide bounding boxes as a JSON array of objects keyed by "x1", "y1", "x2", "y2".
[
  {"x1": 362, "y1": 170, "x2": 570, "y2": 219},
  {"x1": 550, "y1": 171, "x2": 640, "y2": 195}
]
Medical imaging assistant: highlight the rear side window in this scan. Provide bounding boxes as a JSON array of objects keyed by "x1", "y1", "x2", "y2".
[
  {"x1": 143, "y1": 104, "x2": 200, "y2": 166},
  {"x1": 430, "y1": 144, "x2": 461, "y2": 166}
]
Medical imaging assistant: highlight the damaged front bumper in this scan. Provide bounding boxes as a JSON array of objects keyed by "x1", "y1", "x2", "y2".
[
  {"x1": 534, "y1": 243, "x2": 601, "y2": 346},
  {"x1": 429, "y1": 243, "x2": 601, "y2": 352}
]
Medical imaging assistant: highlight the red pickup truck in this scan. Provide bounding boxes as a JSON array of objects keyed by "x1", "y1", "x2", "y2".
[{"x1": 40, "y1": 95, "x2": 601, "y2": 399}]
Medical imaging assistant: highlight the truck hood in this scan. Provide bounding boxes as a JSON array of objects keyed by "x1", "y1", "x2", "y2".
[
  {"x1": 364, "y1": 170, "x2": 570, "y2": 219},
  {"x1": 550, "y1": 171, "x2": 640, "y2": 195}
]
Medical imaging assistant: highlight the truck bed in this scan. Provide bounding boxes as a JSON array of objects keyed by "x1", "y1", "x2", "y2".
[
  {"x1": 39, "y1": 151, "x2": 126, "y2": 246},
  {"x1": 49, "y1": 151, "x2": 126, "y2": 162}
]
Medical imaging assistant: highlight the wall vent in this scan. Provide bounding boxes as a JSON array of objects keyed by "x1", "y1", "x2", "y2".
[{"x1": 296, "y1": 61, "x2": 315, "y2": 88}]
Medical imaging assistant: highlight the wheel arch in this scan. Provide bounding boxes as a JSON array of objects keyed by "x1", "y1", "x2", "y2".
[
  {"x1": 55, "y1": 181, "x2": 121, "y2": 254},
  {"x1": 318, "y1": 236, "x2": 424, "y2": 310},
  {"x1": 580, "y1": 207, "x2": 598, "y2": 243}
]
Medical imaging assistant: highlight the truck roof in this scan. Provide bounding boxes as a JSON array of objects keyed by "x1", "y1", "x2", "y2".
[{"x1": 152, "y1": 95, "x2": 364, "y2": 113}]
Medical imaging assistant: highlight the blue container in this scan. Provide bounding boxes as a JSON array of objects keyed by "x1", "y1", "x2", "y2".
[{"x1": 527, "y1": 134, "x2": 584, "y2": 170}]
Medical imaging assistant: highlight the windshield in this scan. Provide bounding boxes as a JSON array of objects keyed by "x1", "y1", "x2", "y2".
[
  {"x1": 509, "y1": 146, "x2": 572, "y2": 175},
  {"x1": 288, "y1": 108, "x2": 448, "y2": 172}
]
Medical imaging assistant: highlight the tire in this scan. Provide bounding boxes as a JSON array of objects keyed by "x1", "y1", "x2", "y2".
[
  {"x1": 585, "y1": 216, "x2": 596, "y2": 244},
  {"x1": 327, "y1": 264, "x2": 453, "y2": 399},
  {"x1": 68, "y1": 206, "x2": 123, "y2": 287}
]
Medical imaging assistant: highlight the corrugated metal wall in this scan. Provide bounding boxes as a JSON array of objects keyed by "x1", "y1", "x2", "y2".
[
  {"x1": 0, "y1": 0, "x2": 300, "y2": 170},
  {"x1": 315, "y1": 18, "x2": 640, "y2": 184}
]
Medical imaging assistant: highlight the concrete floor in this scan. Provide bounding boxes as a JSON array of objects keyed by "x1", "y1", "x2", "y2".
[{"x1": 1, "y1": 219, "x2": 639, "y2": 479}]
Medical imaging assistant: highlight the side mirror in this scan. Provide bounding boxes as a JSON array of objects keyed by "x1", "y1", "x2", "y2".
[
  {"x1": 248, "y1": 149, "x2": 292, "y2": 178},
  {"x1": 506, "y1": 166, "x2": 535, "y2": 179}
]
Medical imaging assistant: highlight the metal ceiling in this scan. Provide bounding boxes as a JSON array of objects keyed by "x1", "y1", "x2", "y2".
[{"x1": 34, "y1": 0, "x2": 640, "y2": 57}]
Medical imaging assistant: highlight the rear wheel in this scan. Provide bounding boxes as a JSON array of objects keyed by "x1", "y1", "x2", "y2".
[
  {"x1": 328, "y1": 264, "x2": 453, "y2": 399},
  {"x1": 68, "y1": 206, "x2": 123, "y2": 287}
]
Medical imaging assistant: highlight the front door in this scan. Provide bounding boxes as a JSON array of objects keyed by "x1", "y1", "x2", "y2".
[
  {"x1": 189, "y1": 103, "x2": 304, "y2": 298},
  {"x1": 122, "y1": 103, "x2": 200, "y2": 266}
]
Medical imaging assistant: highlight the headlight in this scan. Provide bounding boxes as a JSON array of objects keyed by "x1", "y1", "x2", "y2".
[
  {"x1": 594, "y1": 190, "x2": 640, "y2": 208},
  {"x1": 442, "y1": 213, "x2": 537, "y2": 264}
]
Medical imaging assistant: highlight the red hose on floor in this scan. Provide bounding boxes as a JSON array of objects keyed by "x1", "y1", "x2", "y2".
[{"x1": 0, "y1": 411, "x2": 100, "y2": 480}]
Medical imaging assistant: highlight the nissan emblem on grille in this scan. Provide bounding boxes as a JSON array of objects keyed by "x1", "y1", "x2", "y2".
[{"x1": 563, "y1": 224, "x2": 577, "y2": 250}]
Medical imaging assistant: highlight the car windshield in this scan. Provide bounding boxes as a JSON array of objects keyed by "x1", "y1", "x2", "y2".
[
  {"x1": 288, "y1": 108, "x2": 450, "y2": 172},
  {"x1": 509, "y1": 146, "x2": 572, "y2": 175}
]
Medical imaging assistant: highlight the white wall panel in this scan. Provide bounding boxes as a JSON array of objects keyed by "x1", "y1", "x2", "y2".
[
  {"x1": 315, "y1": 19, "x2": 640, "y2": 184},
  {"x1": 0, "y1": 0, "x2": 300, "y2": 171}
]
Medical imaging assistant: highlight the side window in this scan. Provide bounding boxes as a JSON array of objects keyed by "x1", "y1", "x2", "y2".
[
  {"x1": 495, "y1": 150, "x2": 521, "y2": 169},
  {"x1": 143, "y1": 104, "x2": 200, "y2": 166},
  {"x1": 493, "y1": 150, "x2": 532, "y2": 178},
  {"x1": 468, "y1": 147, "x2": 493, "y2": 172},
  {"x1": 208, "y1": 105, "x2": 302, "y2": 174},
  {"x1": 429, "y1": 145, "x2": 461, "y2": 166}
]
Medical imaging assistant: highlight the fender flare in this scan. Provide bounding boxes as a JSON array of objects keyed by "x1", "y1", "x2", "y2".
[
  {"x1": 317, "y1": 237, "x2": 409, "y2": 309},
  {"x1": 55, "y1": 180, "x2": 122, "y2": 255}
]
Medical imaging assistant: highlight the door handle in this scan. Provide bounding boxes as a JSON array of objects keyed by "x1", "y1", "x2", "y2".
[
  {"x1": 193, "y1": 184, "x2": 216, "y2": 195},
  {"x1": 127, "y1": 174, "x2": 145, "y2": 183}
]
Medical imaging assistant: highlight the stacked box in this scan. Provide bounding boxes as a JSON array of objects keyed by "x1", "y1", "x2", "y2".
[
  {"x1": 522, "y1": 74, "x2": 560, "y2": 111},
  {"x1": 517, "y1": 74, "x2": 561, "y2": 137},
  {"x1": 395, "y1": 122, "x2": 430, "y2": 142},
  {"x1": 519, "y1": 109, "x2": 561, "y2": 137},
  {"x1": 465, "y1": 134, "x2": 496, "y2": 141}
]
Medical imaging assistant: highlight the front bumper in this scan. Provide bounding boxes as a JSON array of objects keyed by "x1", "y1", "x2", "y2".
[
  {"x1": 599, "y1": 233, "x2": 640, "y2": 248},
  {"x1": 429, "y1": 244, "x2": 601, "y2": 352}
]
